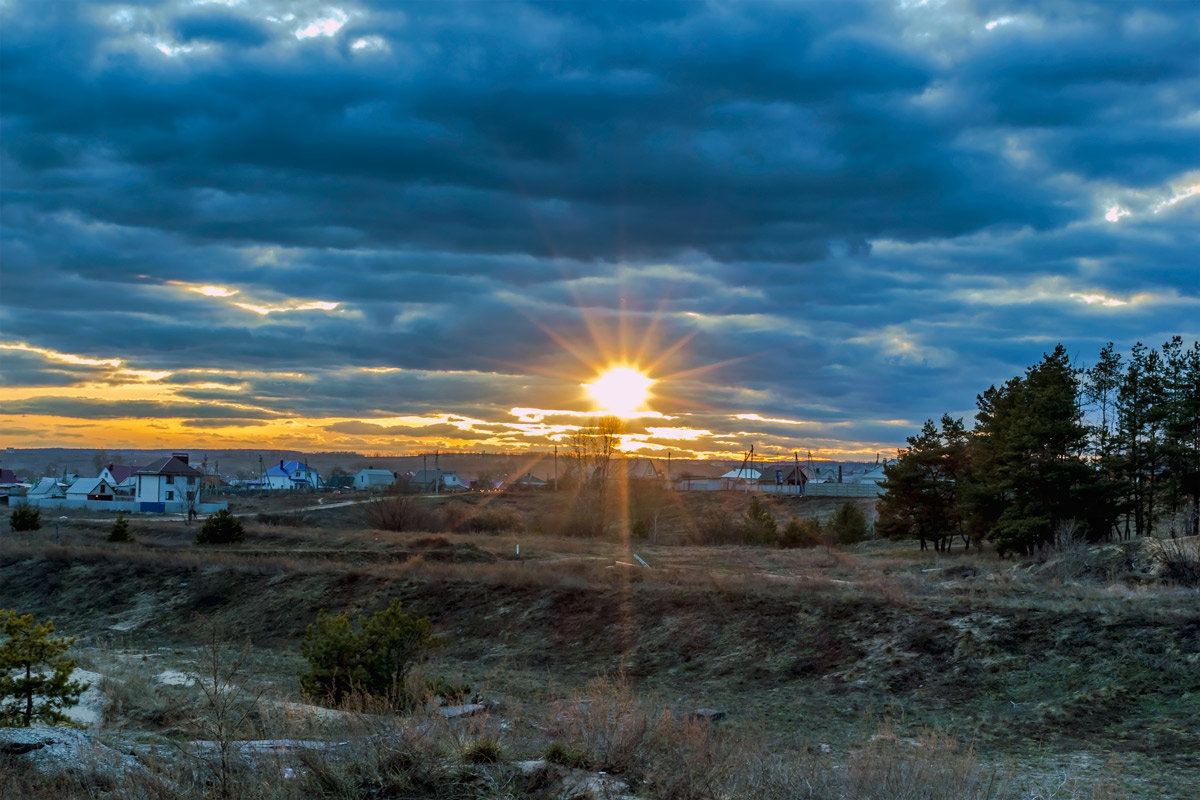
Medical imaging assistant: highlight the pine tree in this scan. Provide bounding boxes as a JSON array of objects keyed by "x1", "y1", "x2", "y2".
[
  {"x1": 877, "y1": 415, "x2": 969, "y2": 551},
  {"x1": 108, "y1": 513, "x2": 132, "y2": 543},
  {"x1": 0, "y1": 610, "x2": 88, "y2": 727},
  {"x1": 965, "y1": 345, "x2": 1097, "y2": 555}
]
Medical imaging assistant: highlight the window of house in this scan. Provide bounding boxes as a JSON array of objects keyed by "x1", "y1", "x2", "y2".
[
  {"x1": 165, "y1": 475, "x2": 174, "y2": 485},
  {"x1": 166, "y1": 490, "x2": 174, "y2": 500}
]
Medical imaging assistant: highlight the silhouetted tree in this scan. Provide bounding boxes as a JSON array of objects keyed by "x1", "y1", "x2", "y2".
[{"x1": 877, "y1": 415, "x2": 969, "y2": 551}]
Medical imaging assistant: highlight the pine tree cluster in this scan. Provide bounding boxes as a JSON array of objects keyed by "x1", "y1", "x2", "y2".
[{"x1": 877, "y1": 339, "x2": 1200, "y2": 556}]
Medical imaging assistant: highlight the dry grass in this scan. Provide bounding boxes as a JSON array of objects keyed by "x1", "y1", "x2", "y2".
[{"x1": 4, "y1": 492, "x2": 1198, "y2": 799}]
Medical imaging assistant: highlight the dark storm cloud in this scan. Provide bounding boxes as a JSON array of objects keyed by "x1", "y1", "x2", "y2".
[
  {"x1": 3, "y1": 397, "x2": 283, "y2": 421},
  {"x1": 2, "y1": 0, "x2": 1198, "y2": 454}
]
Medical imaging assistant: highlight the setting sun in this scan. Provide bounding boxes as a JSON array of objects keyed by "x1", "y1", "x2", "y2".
[{"x1": 586, "y1": 366, "x2": 654, "y2": 417}]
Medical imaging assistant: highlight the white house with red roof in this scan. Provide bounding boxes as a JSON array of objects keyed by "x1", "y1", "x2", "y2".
[{"x1": 100, "y1": 463, "x2": 139, "y2": 491}]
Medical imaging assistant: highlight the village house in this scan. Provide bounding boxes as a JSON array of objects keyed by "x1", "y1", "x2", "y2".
[
  {"x1": 65, "y1": 476, "x2": 117, "y2": 502},
  {"x1": 353, "y1": 468, "x2": 395, "y2": 490},
  {"x1": 411, "y1": 469, "x2": 469, "y2": 492},
  {"x1": 99, "y1": 463, "x2": 139, "y2": 497},
  {"x1": 135, "y1": 454, "x2": 202, "y2": 511},
  {"x1": 264, "y1": 460, "x2": 321, "y2": 490}
]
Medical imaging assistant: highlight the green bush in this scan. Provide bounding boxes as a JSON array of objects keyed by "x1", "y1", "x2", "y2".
[
  {"x1": 195, "y1": 508, "x2": 245, "y2": 545},
  {"x1": 108, "y1": 513, "x2": 132, "y2": 543},
  {"x1": 741, "y1": 496, "x2": 778, "y2": 545},
  {"x1": 780, "y1": 516, "x2": 822, "y2": 548},
  {"x1": 9, "y1": 507, "x2": 41, "y2": 532},
  {"x1": 298, "y1": 599, "x2": 435, "y2": 708},
  {"x1": 830, "y1": 501, "x2": 869, "y2": 545}
]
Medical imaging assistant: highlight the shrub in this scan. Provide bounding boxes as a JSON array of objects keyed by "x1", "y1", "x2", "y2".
[
  {"x1": 780, "y1": 517, "x2": 821, "y2": 548},
  {"x1": 1160, "y1": 538, "x2": 1200, "y2": 587},
  {"x1": 195, "y1": 509, "x2": 245, "y2": 545},
  {"x1": 465, "y1": 507, "x2": 523, "y2": 533},
  {"x1": 365, "y1": 496, "x2": 440, "y2": 532},
  {"x1": 298, "y1": 599, "x2": 435, "y2": 708},
  {"x1": 461, "y1": 736, "x2": 505, "y2": 764},
  {"x1": 741, "y1": 496, "x2": 778, "y2": 545},
  {"x1": 829, "y1": 501, "x2": 869, "y2": 545},
  {"x1": 543, "y1": 742, "x2": 592, "y2": 769},
  {"x1": 108, "y1": 513, "x2": 132, "y2": 543},
  {"x1": 9, "y1": 507, "x2": 41, "y2": 532}
]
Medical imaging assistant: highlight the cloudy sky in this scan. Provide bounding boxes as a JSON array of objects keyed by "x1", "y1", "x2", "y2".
[{"x1": 1, "y1": 0, "x2": 1197, "y2": 460}]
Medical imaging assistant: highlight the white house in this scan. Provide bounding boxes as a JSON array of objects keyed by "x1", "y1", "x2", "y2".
[
  {"x1": 66, "y1": 477, "x2": 117, "y2": 502},
  {"x1": 411, "y1": 469, "x2": 469, "y2": 492},
  {"x1": 135, "y1": 454, "x2": 202, "y2": 509},
  {"x1": 859, "y1": 463, "x2": 891, "y2": 487},
  {"x1": 626, "y1": 458, "x2": 665, "y2": 481},
  {"x1": 264, "y1": 460, "x2": 320, "y2": 490},
  {"x1": 99, "y1": 463, "x2": 138, "y2": 495},
  {"x1": 354, "y1": 469, "x2": 395, "y2": 490},
  {"x1": 26, "y1": 478, "x2": 64, "y2": 501}
]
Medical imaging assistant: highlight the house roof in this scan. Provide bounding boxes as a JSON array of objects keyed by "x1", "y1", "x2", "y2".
[
  {"x1": 28, "y1": 477, "x2": 62, "y2": 496},
  {"x1": 355, "y1": 469, "x2": 395, "y2": 478},
  {"x1": 67, "y1": 477, "x2": 113, "y2": 495},
  {"x1": 413, "y1": 469, "x2": 459, "y2": 481},
  {"x1": 137, "y1": 456, "x2": 202, "y2": 478},
  {"x1": 103, "y1": 463, "x2": 138, "y2": 484},
  {"x1": 757, "y1": 464, "x2": 812, "y2": 482},
  {"x1": 626, "y1": 458, "x2": 663, "y2": 480},
  {"x1": 266, "y1": 460, "x2": 313, "y2": 476},
  {"x1": 720, "y1": 468, "x2": 761, "y2": 481}
]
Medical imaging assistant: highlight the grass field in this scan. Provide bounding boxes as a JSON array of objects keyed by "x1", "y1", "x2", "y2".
[{"x1": 2, "y1": 490, "x2": 1198, "y2": 798}]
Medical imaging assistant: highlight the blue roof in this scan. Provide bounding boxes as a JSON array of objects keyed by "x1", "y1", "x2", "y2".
[{"x1": 266, "y1": 460, "x2": 312, "y2": 476}]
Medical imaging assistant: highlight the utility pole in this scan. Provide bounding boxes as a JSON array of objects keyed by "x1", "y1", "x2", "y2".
[
  {"x1": 795, "y1": 451, "x2": 800, "y2": 496},
  {"x1": 435, "y1": 450, "x2": 439, "y2": 495},
  {"x1": 423, "y1": 453, "x2": 428, "y2": 493},
  {"x1": 553, "y1": 445, "x2": 558, "y2": 491}
]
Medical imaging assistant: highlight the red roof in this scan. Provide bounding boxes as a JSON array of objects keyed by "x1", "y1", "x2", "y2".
[{"x1": 105, "y1": 463, "x2": 138, "y2": 483}]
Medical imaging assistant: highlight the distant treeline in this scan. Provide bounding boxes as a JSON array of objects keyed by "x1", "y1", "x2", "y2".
[{"x1": 878, "y1": 338, "x2": 1200, "y2": 555}]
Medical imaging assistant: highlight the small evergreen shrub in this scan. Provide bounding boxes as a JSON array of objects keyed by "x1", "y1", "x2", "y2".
[
  {"x1": 830, "y1": 501, "x2": 869, "y2": 545},
  {"x1": 107, "y1": 513, "x2": 133, "y2": 543},
  {"x1": 195, "y1": 508, "x2": 245, "y2": 544},
  {"x1": 9, "y1": 507, "x2": 41, "y2": 532},
  {"x1": 741, "y1": 496, "x2": 778, "y2": 545},
  {"x1": 780, "y1": 516, "x2": 822, "y2": 548},
  {"x1": 298, "y1": 599, "x2": 435, "y2": 708}
]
